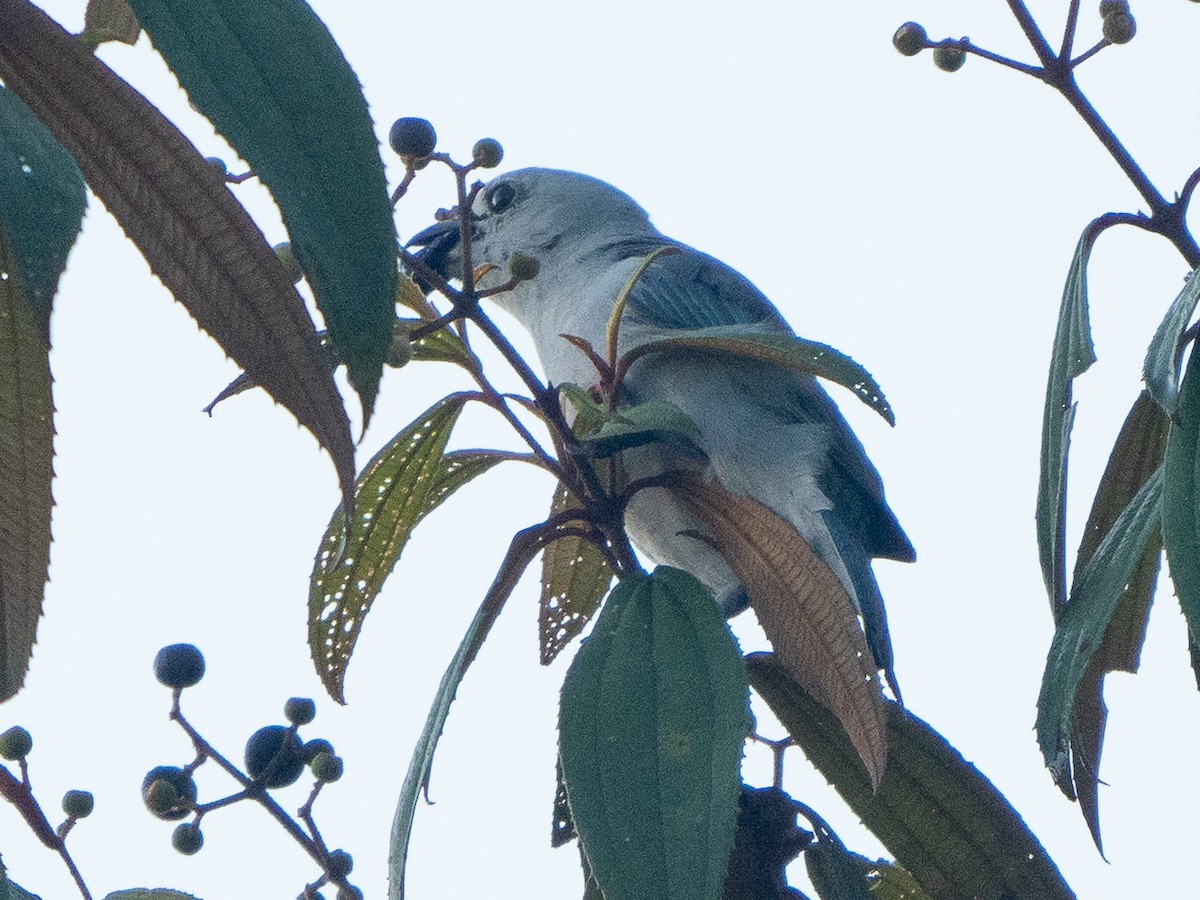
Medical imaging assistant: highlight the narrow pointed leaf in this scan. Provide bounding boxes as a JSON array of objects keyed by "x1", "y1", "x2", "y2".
[
  {"x1": 748, "y1": 654, "x2": 1075, "y2": 900},
  {"x1": 1143, "y1": 267, "x2": 1200, "y2": 416},
  {"x1": 540, "y1": 482, "x2": 612, "y2": 665},
  {"x1": 677, "y1": 476, "x2": 887, "y2": 788},
  {"x1": 0, "y1": 0, "x2": 356, "y2": 509},
  {"x1": 619, "y1": 326, "x2": 894, "y2": 425},
  {"x1": 390, "y1": 524, "x2": 558, "y2": 900},
  {"x1": 559, "y1": 567, "x2": 749, "y2": 900},
  {"x1": 1163, "y1": 344, "x2": 1200, "y2": 655},
  {"x1": 1037, "y1": 227, "x2": 1099, "y2": 617},
  {"x1": 0, "y1": 85, "x2": 85, "y2": 701},
  {"x1": 310, "y1": 393, "x2": 519, "y2": 702},
  {"x1": 126, "y1": 0, "x2": 397, "y2": 423},
  {"x1": 82, "y1": 0, "x2": 140, "y2": 47}
]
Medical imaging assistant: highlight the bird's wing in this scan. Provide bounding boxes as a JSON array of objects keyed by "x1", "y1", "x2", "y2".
[{"x1": 614, "y1": 241, "x2": 915, "y2": 564}]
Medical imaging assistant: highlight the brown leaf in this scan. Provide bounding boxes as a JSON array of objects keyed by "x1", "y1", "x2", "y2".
[
  {"x1": 677, "y1": 475, "x2": 887, "y2": 789},
  {"x1": 0, "y1": 0, "x2": 355, "y2": 506}
]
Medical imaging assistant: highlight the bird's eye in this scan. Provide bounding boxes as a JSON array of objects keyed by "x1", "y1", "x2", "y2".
[{"x1": 485, "y1": 182, "x2": 517, "y2": 213}]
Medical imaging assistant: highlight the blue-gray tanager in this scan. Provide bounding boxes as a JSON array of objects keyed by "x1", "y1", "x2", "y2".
[{"x1": 411, "y1": 168, "x2": 913, "y2": 679}]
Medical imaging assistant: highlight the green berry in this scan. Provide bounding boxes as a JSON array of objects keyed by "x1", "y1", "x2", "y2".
[
  {"x1": 389, "y1": 117, "x2": 437, "y2": 160},
  {"x1": 172, "y1": 822, "x2": 204, "y2": 856},
  {"x1": 302, "y1": 738, "x2": 335, "y2": 763},
  {"x1": 284, "y1": 697, "x2": 317, "y2": 726},
  {"x1": 1099, "y1": 0, "x2": 1128, "y2": 16},
  {"x1": 327, "y1": 849, "x2": 354, "y2": 878},
  {"x1": 310, "y1": 751, "x2": 344, "y2": 784},
  {"x1": 472, "y1": 138, "x2": 504, "y2": 169},
  {"x1": 1102, "y1": 10, "x2": 1136, "y2": 43},
  {"x1": 933, "y1": 45, "x2": 966, "y2": 72},
  {"x1": 142, "y1": 766, "x2": 197, "y2": 820},
  {"x1": 0, "y1": 726, "x2": 32, "y2": 761},
  {"x1": 893, "y1": 22, "x2": 927, "y2": 57},
  {"x1": 508, "y1": 252, "x2": 541, "y2": 282},
  {"x1": 153, "y1": 643, "x2": 206, "y2": 689},
  {"x1": 273, "y1": 243, "x2": 305, "y2": 285},
  {"x1": 244, "y1": 725, "x2": 305, "y2": 788},
  {"x1": 62, "y1": 789, "x2": 94, "y2": 818}
]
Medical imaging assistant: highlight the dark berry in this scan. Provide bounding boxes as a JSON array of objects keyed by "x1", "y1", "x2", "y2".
[
  {"x1": 389, "y1": 118, "x2": 437, "y2": 160},
  {"x1": 284, "y1": 697, "x2": 317, "y2": 726},
  {"x1": 933, "y1": 45, "x2": 966, "y2": 72},
  {"x1": 62, "y1": 789, "x2": 94, "y2": 818},
  {"x1": 508, "y1": 252, "x2": 541, "y2": 282},
  {"x1": 172, "y1": 822, "x2": 204, "y2": 855},
  {"x1": 1102, "y1": 11, "x2": 1136, "y2": 43},
  {"x1": 893, "y1": 22, "x2": 927, "y2": 57},
  {"x1": 0, "y1": 726, "x2": 32, "y2": 760},
  {"x1": 1098, "y1": 0, "x2": 1128, "y2": 16},
  {"x1": 153, "y1": 644, "x2": 205, "y2": 689},
  {"x1": 310, "y1": 751, "x2": 344, "y2": 784},
  {"x1": 472, "y1": 138, "x2": 504, "y2": 169},
  {"x1": 142, "y1": 766, "x2": 197, "y2": 820},
  {"x1": 244, "y1": 725, "x2": 305, "y2": 788},
  {"x1": 302, "y1": 738, "x2": 335, "y2": 764},
  {"x1": 327, "y1": 849, "x2": 354, "y2": 878}
]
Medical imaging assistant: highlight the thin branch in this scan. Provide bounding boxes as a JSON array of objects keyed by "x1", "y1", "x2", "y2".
[
  {"x1": 1005, "y1": 0, "x2": 1057, "y2": 67},
  {"x1": 1060, "y1": 0, "x2": 1082, "y2": 62}
]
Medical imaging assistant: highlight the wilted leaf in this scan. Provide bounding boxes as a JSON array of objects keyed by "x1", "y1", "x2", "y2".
[
  {"x1": 559, "y1": 567, "x2": 749, "y2": 900},
  {"x1": 1037, "y1": 226, "x2": 1099, "y2": 617},
  {"x1": 1143, "y1": 267, "x2": 1200, "y2": 416},
  {"x1": 677, "y1": 476, "x2": 887, "y2": 789},
  {"x1": 310, "y1": 393, "x2": 521, "y2": 702},
  {"x1": 540, "y1": 482, "x2": 612, "y2": 665},
  {"x1": 126, "y1": 0, "x2": 397, "y2": 424},
  {"x1": 0, "y1": 85, "x2": 86, "y2": 701},
  {"x1": 0, "y1": 1, "x2": 356, "y2": 510},
  {"x1": 749, "y1": 654, "x2": 1075, "y2": 900},
  {"x1": 81, "y1": 0, "x2": 140, "y2": 47}
]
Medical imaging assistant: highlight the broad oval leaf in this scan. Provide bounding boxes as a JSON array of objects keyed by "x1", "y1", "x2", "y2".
[
  {"x1": 0, "y1": 85, "x2": 85, "y2": 701},
  {"x1": 0, "y1": 2, "x2": 356, "y2": 510},
  {"x1": 310, "y1": 393, "x2": 520, "y2": 702},
  {"x1": 1143, "y1": 267, "x2": 1200, "y2": 416},
  {"x1": 126, "y1": 0, "x2": 398, "y2": 424},
  {"x1": 1036, "y1": 226, "x2": 1099, "y2": 617},
  {"x1": 558, "y1": 567, "x2": 749, "y2": 900},
  {"x1": 1163, "y1": 345, "x2": 1200, "y2": 656}
]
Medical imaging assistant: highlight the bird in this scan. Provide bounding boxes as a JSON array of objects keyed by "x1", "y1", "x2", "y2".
[{"x1": 409, "y1": 167, "x2": 914, "y2": 689}]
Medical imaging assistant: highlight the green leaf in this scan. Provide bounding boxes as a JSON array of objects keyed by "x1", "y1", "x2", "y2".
[
  {"x1": 0, "y1": 86, "x2": 85, "y2": 701},
  {"x1": 618, "y1": 326, "x2": 895, "y2": 426},
  {"x1": 805, "y1": 839, "x2": 872, "y2": 900},
  {"x1": 539, "y1": 482, "x2": 613, "y2": 665},
  {"x1": 748, "y1": 654, "x2": 1075, "y2": 900},
  {"x1": 126, "y1": 0, "x2": 397, "y2": 424},
  {"x1": 390, "y1": 524, "x2": 558, "y2": 900},
  {"x1": 1037, "y1": 227, "x2": 1099, "y2": 618},
  {"x1": 560, "y1": 384, "x2": 701, "y2": 457},
  {"x1": 1036, "y1": 467, "x2": 1163, "y2": 776},
  {"x1": 865, "y1": 859, "x2": 932, "y2": 900},
  {"x1": 1143, "y1": 267, "x2": 1200, "y2": 416},
  {"x1": 310, "y1": 393, "x2": 519, "y2": 702},
  {"x1": 1163, "y1": 344, "x2": 1200, "y2": 656},
  {"x1": 0, "y1": 3, "x2": 357, "y2": 513},
  {"x1": 559, "y1": 567, "x2": 750, "y2": 900}
]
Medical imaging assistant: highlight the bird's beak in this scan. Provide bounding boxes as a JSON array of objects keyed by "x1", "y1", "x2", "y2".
[{"x1": 406, "y1": 214, "x2": 465, "y2": 289}]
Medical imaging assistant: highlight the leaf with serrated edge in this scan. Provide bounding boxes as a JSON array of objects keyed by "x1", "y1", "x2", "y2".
[
  {"x1": 125, "y1": 0, "x2": 397, "y2": 424},
  {"x1": 539, "y1": 482, "x2": 612, "y2": 665},
  {"x1": 558, "y1": 568, "x2": 748, "y2": 900},
  {"x1": 1037, "y1": 226, "x2": 1099, "y2": 618},
  {"x1": 1164, "y1": 346, "x2": 1200, "y2": 672},
  {"x1": 677, "y1": 475, "x2": 887, "y2": 789},
  {"x1": 0, "y1": 1, "x2": 356, "y2": 510},
  {"x1": 310, "y1": 393, "x2": 525, "y2": 702},
  {"x1": 748, "y1": 654, "x2": 1075, "y2": 900},
  {"x1": 1144, "y1": 267, "x2": 1200, "y2": 416}
]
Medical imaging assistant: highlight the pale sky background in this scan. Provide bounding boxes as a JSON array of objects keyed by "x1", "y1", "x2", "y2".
[{"x1": 4, "y1": 1, "x2": 1200, "y2": 898}]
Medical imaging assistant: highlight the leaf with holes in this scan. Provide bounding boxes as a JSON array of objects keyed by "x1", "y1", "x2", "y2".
[
  {"x1": 126, "y1": 0, "x2": 397, "y2": 424},
  {"x1": 559, "y1": 567, "x2": 749, "y2": 900},
  {"x1": 0, "y1": 84, "x2": 86, "y2": 701}
]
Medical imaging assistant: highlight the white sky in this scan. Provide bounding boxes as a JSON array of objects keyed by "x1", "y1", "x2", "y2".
[{"x1": 4, "y1": 1, "x2": 1200, "y2": 898}]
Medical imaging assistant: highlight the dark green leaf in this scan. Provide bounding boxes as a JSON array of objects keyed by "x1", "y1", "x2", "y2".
[
  {"x1": 865, "y1": 859, "x2": 932, "y2": 900},
  {"x1": 1037, "y1": 227, "x2": 1098, "y2": 618},
  {"x1": 805, "y1": 839, "x2": 872, "y2": 900},
  {"x1": 748, "y1": 654, "x2": 1075, "y2": 900},
  {"x1": 560, "y1": 384, "x2": 700, "y2": 457},
  {"x1": 0, "y1": 2, "x2": 357, "y2": 513},
  {"x1": 540, "y1": 482, "x2": 612, "y2": 665},
  {"x1": 126, "y1": 0, "x2": 397, "y2": 424},
  {"x1": 310, "y1": 394, "x2": 518, "y2": 702},
  {"x1": 559, "y1": 567, "x2": 749, "y2": 900},
  {"x1": 1143, "y1": 268, "x2": 1200, "y2": 416},
  {"x1": 1163, "y1": 344, "x2": 1200, "y2": 661},
  {"x1": 618, "y1": 326, "x2": 894, "y2": 426}
]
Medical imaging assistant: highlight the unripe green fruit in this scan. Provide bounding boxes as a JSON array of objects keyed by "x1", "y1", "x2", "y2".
[
  {"x1": 273, "y1": 243, "x2": 305, "y2": 285},
  {"x1": 1102, "y1": 11, "x2": 1136, "y2": 43},
  {"x1": 893, "y1": 22, "x2": 927, "y2": 57},
  {"x1": 0, "y1": 726, "x2": 32, "y2": 761},
  {"x1": 284, "y1": 697, "x2": 316, "y2": 726},
  {"x1": 389, "y1": 117, "x2": 437, "y2": 160},
  {"x1": 310, "y1": 751, "x2": 344, "y2": 784},
  {"x1": 933, "y1": 45, "x2": 966, "y2": 72},
  {"x1": 244, "y1": 725, "x2": 305, "y2": 788},
  {"x1": 302, "y1": 738, "x2": 336, "y2": 763},
  {"x1": 1098, "y1": 0, "x2": 1128, "y2": 17},
  {"x1": 142, "y1": 766, "x2": 197, "y2": 820},
  {"x1": 472, "y1": 138, "x2": 504, "y2": 169},
  {"x1": 153, "y1": 643, "x2": 206, "y2": 689},
  {"x1": 508, "y1": 252, "x2": 541, "y2": 282},
  {"x1": 62, "y1": 789, "x2": 94, "y2": 818},
  {"x1": 172, "y1": 823, "x2": 204, "y2": 856},
  {"x1": 327, "y1": 849, "x2": 354, "y2": 878}
]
